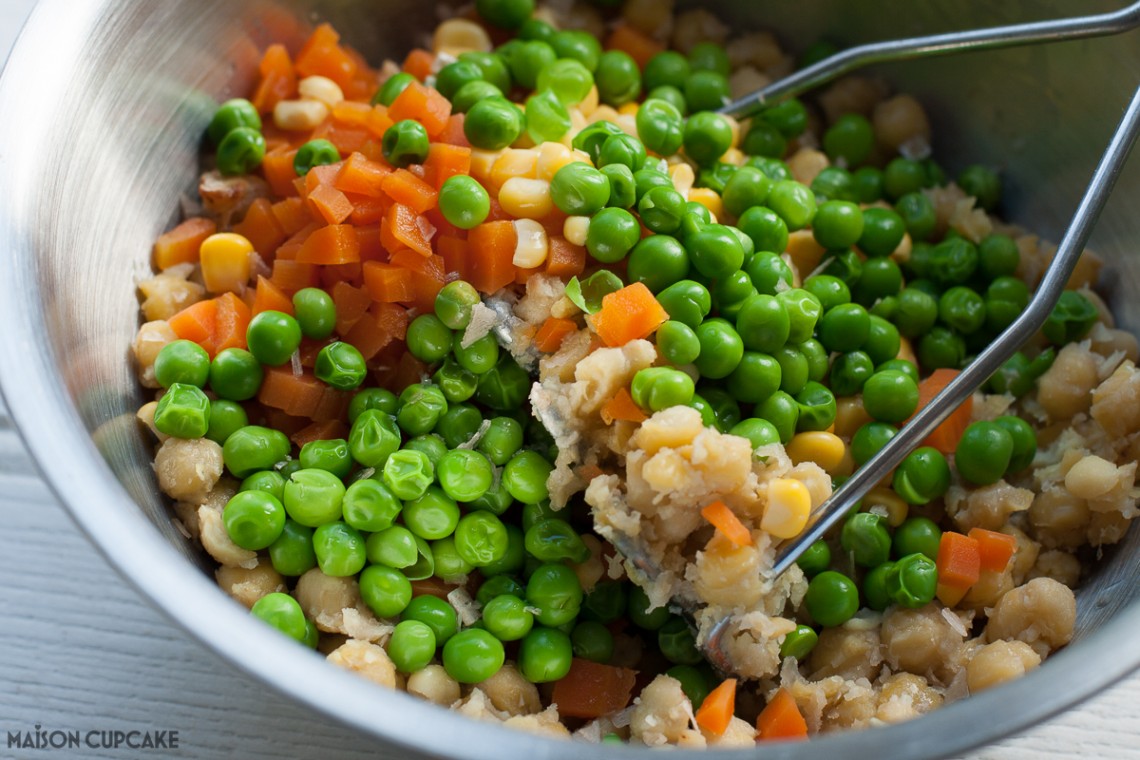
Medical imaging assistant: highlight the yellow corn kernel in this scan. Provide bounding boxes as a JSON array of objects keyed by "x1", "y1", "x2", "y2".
[
  {"x1": 897, "y1": 335, "x2": 917, "y2": 365},
  {"x1": 489, "y1": 148, "x2": 539, "y2": 193},
  {"x1": 535, "y1": 142, "x2": 575, "y2": 181},
  {"x1": 722, "y1": 147, "x2": 746, "y2": 167},
  {"x1": 687, "y1": 187, "x2": 724, "y2": 220},
  {"x1": 468, "y1": 149, "x2": 500, "y2": 184},
  {"x1": 579, "y1": 85, "x2": 600, "y2": 117},
  {"x1": 297, "y1": 75, "x2": 344, "y2": 108},
  {"x1": 589, "y1": 105, "x2": 620, "y2": 125},
  {"x1": 785, "y1": 431, "x2": 847, "y2": 475},
  {"x1": 668, "y1": 163, "x2": 695, "y2": 199},
  {"x1": 864, "y1": 486, "x2": 909, "y2": 527},
  {"x1": 615, "y1": 113, "x2": 638, "y2": 137},
  {"x1": 725, "y1": 115, "x2": 743, "y2": 148},
  {"x1": 785, "y1": 229, "x2": 826, "y2": 276},
  {"x1": 499, "y1": 177, "x2": 553, "y2": 220},
  {"x1": 199, "y1": 233, "x2": 254, "y2": 294},
  {"x1": 431, "y1": 18, "x2": 492, "y2": 57},
  {"x1": 890, "y1": 231, "x2": 913, "y2": 264},
  {"x1": 834, "y1": 396, "x2": 873, "y2": 439},
  {"x1": 618, "y1": 102, "x2": 640, "y2": 116},
  {"x1": 512, "y1": 219, "x2": 549, "y2": 268},
  {"x1": 564, "y1": 109, "x2": 589, "y2": 147},
  {"x1": 563, "y1": 216, "x2": 591, "y2": 247},
  {"x1": 761, "y1": 478, "x2": 812, "y2": 539},
  {"x1": 273, "y1": 99, "x2": 329, "y2": 131},
  {"x1": 570, "y1": 148, "x2": 593, "y2": 166}
]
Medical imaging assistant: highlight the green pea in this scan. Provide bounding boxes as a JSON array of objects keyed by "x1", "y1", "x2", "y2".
[
  {"x1": 766, "y1": 179, "x2": 816, "y2": 231},
  {"x1": 435, "y1": 60, "x2": 483, "y2": 101},
  {"x1": 526, "y1": 563, "x2": 582, "y2": 627},
  {"x1": 404, "y1": 536, "x2": 436, "y2": 581},
  {"x1": 549, "y1": 28, "x2": 602, "y2": 70},
  {"x1": 804, "y1": 571, "x2": 860, "y2": 627},
  {"x1": 686, "y1": 224, "x2": 744, "y2": 279},
  {"x1": 207, "y1": 98, "x2": 261, "y2": 146},
  {"x1": 599, "y1": 163, "x2": 635, "y2": 209},
  {"x1": 387, "y1": 619, "x2": 436, "y2": 674},
  {"x1": 503, "y1": 450, "x2": 553, "y2": 505},
  {"x1": 683, "y1": 70, "x2": 730, "y2": 113},
  {"x1": 820, "y1": 249, "x2": 863, "y2": 288},
  {"x1": 729, "y1": 418, "x2": 782, "y2": 451},
  {"x1": 153, "y1": 383, "x2": 210, "y2": 439},
  {"x1": 474, "y1": 356, "x2": 530, "y2": 411},
  {"x1": 637, "y1": 186, "x2": 687, "y2": 236},
  {"x1": 862, "y1": 562, "x2": 895, "y2": 612},
  {"x1": 382, "y1": 120, "x2": 430, "y2": 168},
  {"x1": 795, "y1": 381, "x2": 837, "y2": 432},
  {"x1": 566, "y1": 620, "x2": 613, "y2": 664},
  {"x1": 245, "y1": 310, "x2": 301, "y2": 367},
  {"x1": 579, "y1": 580, "x2": 627, "y2": 625},
  {"x1": 855, "y1": 258, "x2": 903, "y2": 306},
  {"x1": 476, "y1": 0, "x2": 533, "y2": 28},
  {"x1": 818, "y1": 302, "x2": 870, "y2": 353},
  {"x1": 917, "y1": 326, "x2": 966, "y2": 371},
  {"x1": 401, "y1": 594, "x2": 458, "y2": 645},
  {"x1": 756, "y1": 390, "x2": 799, "y2": 443},
  {"x1": 1043, "y1": 290, "x2": 1098, "y2": 345},
  {"x1": 820, "y1": 111, "x2": 871, "y2": 164},
  {"x1": 342, "y1": 477, "x2": 401, "y2": 532},
  {"x1": 628, "y1": 584, "x2": 671, "y2": 630},
  {"x1": 598, "y1": 133, "x2": 647, "y2": 173},
  {"x1": 955, "y1": 420, "x2": 1014, "y2": 486},
  {"x1": 298, "y1": 438, "x2": 352, "y2": 479},
  {"x1": 744, "y1": 251, "x2": 793, "y2": 298},
  {"x1": 313, "y1": 341, "x2": 366, "y2": 391},
  {"x1": 635, "y1": 98, "x2": 684, "y2": 156},
  {"x1": 365, "y1": 525, "x2": 419, "y2": 569},
  {"x1": 858, "y1": 207, "x2": 906, "y2": 257},
  {"x1": 381, "y1": 449, "x2": 433, "y2": 501},
  {"x1": 630, "y1": 367, "x2": 695, "y2": 411},
  {"x1": 994, "y1": 415, "x2": 1037, "y2": 473},
  {"x1": 978, "y1": 234, "x2": 1020, "y2": 280},
  {"x1": 721, "y1": 351, "x2": 779, "y2": 405},
  {"x1": 986, "y1": 348, "x2": 1055, "y2": 398},
  {"x1": 893, "y1": 447, "x2": 951, "y2": 507},
  {"x1": 644, "y1": 50, "x2": 690, "y2": 90},
  {"x1": 348, "y1": 388, "x2": 398, "y2": 423},
  {"x1": 811, "y1": 166, "x2": 857, "y2": 202},
  {"x1": 289, "y1": 287, "x2": 335, "y2": 340},
  {"x1": 883, "y1": 158, "x2": 925, "y2": 200},
  {"x1": 586, "y1": 207, "x2": 641, "y2": 263},
  {"x1": 862, "y1": 369, "x2": 919, "y2": 423},
  {"x1": 984, "y1": 276, "x2": 1030, "y2": 334},
  {"x1": 312, "y1": 521, "x2": 367, "y2": 577},
  {"x1": 939, "y1": 286, "x2": 986, "y2": 335},
  {"x1": 478, "y1": 525, "x2": 524, "y2": 577},
  {"x1": 282, "y1": 468, "x2": 345, "y2": 527},
  {"x1": 852, "y1": 166, "x2": 885, "y2": 204},
  {"x1": 692, "y1": 319, "x2": 743, "y2": 379},
  {"x1": 451, "y1": 80, "x2": 504, "y2": 114},
  {"x1": 771, "y1": 345, "x2": 810, "y2": 396},
  {"x1": 813, "y1": 200, "x2": 864, "y2": 250},
  {"x1": 250, "y1": 593, "x2": 309, "y2": 644},
  {"x1": 683, "y1": 111, "x2": 733, "y2": 166},
  {"x1": 895, "y1": 191, "x2": 937, "y2": 242},
  {"x1": 593, "y1": 49, "x2": 641, "y2": 105},
  {"x1": 519, "y1": 627, "x2": 573, "y2": 683},
  {"x1": 656, "y1": 280, "x2": 711, "y2": 328},
  {"x1": 829, "y1": 351, "x2": 874, "y2": 396},
  {"x1": 958, "y1": 164, "x2": 1002, "y2": 211},
  {"x1": 657, "y1": 616, "x2": 702, "y2": 665},
  {"x1": 464, "y1": 97, "x2": 525, "y2": 150},
  {"x1": 629, "y1": 233, "x2": 690, "y2": 293},
  {"x1": 223, "y1": 490, "x2": 286, "y2": 550},
  {"x1": 397, "y1": 432, "x2": 447, "y2": 469},
  {"x1": 889, "y1": 289, "x2": 936, "y2": 342},
  {"x1": 892, "y1": 516, "x2": 942, "y2": 561},
  {"x1": 222, "y1": 425, "x2": 290, "y2": 478},
  {"x1": 741, "y1": 119, "x2": 787, "y2": 158},
  {"x1": 796, "y1": 539, "x2": 831, "y2": 578},
  {"x1": 550, "y1": 162, "x2": 610, "y2": 216},
  {"x1": 267, "y1": 520, "x2": 316, "y2": 576},
  {"x1": 525, "y1": 518, "x2": 590, "y2": 564},
  {"x1": 523, "y1": 89, "x2": 570, "y2": 143},
  {"x1": 349, "y1": 409, "x2": 401, "y2": 468},
  {"x1": 437, "y1": 175, "x2": 491, "y2": 230},
  {"x1": 374, "y1": 72, "x2": 415, "y2": 106},
  {"x1": 647, "y1": 84, "x2": 688, "y2": 115},
  {"x1": 695, "y1": 161, "x2": 737, "y2": 195},
  {"x1": 483, "y1": 594, "x2": 535, "y2": 641},
  {"x1": 721, "y1": 166, "x2": 773, "y2": 218},
  {"x1": 154, "y1": 340, "x2": 211, "y2": 389},
  {"x1": 885, "y1": 553, "x2": 938, "y2": 608},
  {"x1": 537, "y1": 58, "x2": 593, "y2": 106},
  {"x1": 850, "y1": 421, "x2": 898, "y2": 466},
  {"x1": 216, "y1": 126, "x2": 266, "y2": 176},
  {"x1": 780, "y1": 625, "x2": 819, "y2": 660},
  {"x1": 802, "y1": 276, "x2": 849, "y2": 314},
  {"x1": 432, "y1": 535, "x2": 474, "y2": 581}
]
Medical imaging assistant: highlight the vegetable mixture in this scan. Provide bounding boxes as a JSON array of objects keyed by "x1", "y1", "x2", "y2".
[{"x1": 131, "y1": 0, "x2": 1140, "y2": 747}]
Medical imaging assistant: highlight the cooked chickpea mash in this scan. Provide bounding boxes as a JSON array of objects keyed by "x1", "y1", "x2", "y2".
[{"x1": 131, "y1": 0, "x2": 1138, "y2": 747}]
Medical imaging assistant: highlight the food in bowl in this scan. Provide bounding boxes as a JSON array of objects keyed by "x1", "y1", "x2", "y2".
[{"x1": 129, "y1": 0, "x2": 1139, "y2": 746}]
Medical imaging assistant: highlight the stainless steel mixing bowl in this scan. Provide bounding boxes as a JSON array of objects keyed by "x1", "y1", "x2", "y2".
[{"x1": 2, "y1": 1, "x2": 1138, "y2": 757}]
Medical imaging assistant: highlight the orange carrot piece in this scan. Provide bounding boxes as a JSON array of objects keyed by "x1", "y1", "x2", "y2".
[
  {"x1": 152, "y1": 217, "x2": 216, "y2": 270},
  {"x1": 319, "y1": 263, "x2": 363, "y2": 290},
  {"x1": 756, "y1": 688, "x2": 809, "y2": 741},
  {"x1": 911, "y1": 368, "x2": 974, "y2": 454},
  {"x1": 349, "y1": 195, "x2": 389, "y2": 227},
  {"x1": 295, "y1": 23, "x2": 357, "y2": 90},
  {"x1": 270, "y1": 259, "x2": 320, "y2": 294},
  {"x1": 550, "y1": 659, "x2": 637, "y2": 720},
  {"x1": 600, "y1": 387, "x2": 648, "y2": 425},
  {"x1": 331, "y1": 100, "x2": 373, "y2": 126},
  {"x1": 258, "y1": 366, "x2": 326, "y2": 418},
  {"x1": 384, "y1": 203, "x2": 435, "y2": 257},
  {"x1": 331, "y1": 280, "x2": 373, "y2": 336},
  {"x1": 335, "y1": 152, "x2": 392, "y2": 197},
  {"x1": 271, "y1": 197, "x2": 310, "y2": 235},
  {"x1": 437, "y1": 235, "x2": 470, "y2": 282},
  {"x1": 306, "y1": 183, "x2": 355, "y2": 225},
  {"x1": 296, "y1": 224, "x2": 361, "y2": 265},
  {"x1": 534, "y1": 317, "x2": 578, "y2": 353},
  {"x1": 276, "y1": 222, "x2": 317, "y2": 261},
  {"x1": 252, "y1": 275, "x2": 295, "y2": 316},
  {"x1": 594, "y1": 283, "x2": 669, "y2": 347},
  {"x1": 234, "y1": 199, "x2": 286, "y2": 258},
  {"x1": 262, "y1": 147, "x2": 301, "y2": 198},
  {"x1": 401, "y1": 49, "x2": 436, "y2": 81},
  {"x1": 422, "y1": 143, "x2": 472, "y2": 190},
  {"x1": 388, "y1": 81, "x2": 452, "y2": 138},
  {"x1": 467, "y1": 221, "x2": 518, "y2": 295},
  {"x1": 437, "y1": 113, "x2": 469, "y2": 147},
  {"x1": 605, "y1": 23, "x2": 666, "y2": 69},
  {"x1": 213, "y1": 292, "x2": 252, "y2": 354},
  {"x1": 544, "y1": 236, "x2": 587, "y2": 279},
  {"x1": 250, "y1": 44, "x2": 296, "y2": 114},
  {"x1": 304, "y1": 162, "x2": 343, "y2": 197},
  {"x1": 362, "y1": 261, "x2": 415, "y2": 303},
  {"x1": 168, "y1": 299, "x2": 219, "y2": 357},
  {"x1": 700, "y1": 501, "x2": 751, "y2": 548},
  {"x1": 969, "y1": 528, "x2": 1018, "y2": 573},
  {"x1": 365, "y1": 106, "x2": 395, "y2": 141},
  {"x1": 344, "y1": 302, "x2": 408, "y2": 360},
  {"x1": 356, "y1": 223, "x2": 385, "y2": 261},
  {"x1": 936, "y1": 531, "x2": 982, "y2": 590},
  {"x1": 382, "y1": 168, "x2": 439, "y2": 214},
  {"x1": 291, "y1": 419, "x2": 348, "y2": 448},
  {"x1": 695, "y1": 679, "x2": 737, "y2": 737},
  {"x1": 310, "y1": 120, "x2": 371, "y2": 155}
]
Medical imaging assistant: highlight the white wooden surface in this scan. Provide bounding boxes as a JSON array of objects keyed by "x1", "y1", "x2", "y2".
[{"x1": 2, "y1": 3, "x2": 1139, "y2": 758}]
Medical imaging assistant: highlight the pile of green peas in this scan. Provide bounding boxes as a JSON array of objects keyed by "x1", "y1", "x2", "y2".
[{"x1": 206, "y1": 97, "x2": 267, "y2": 177}]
